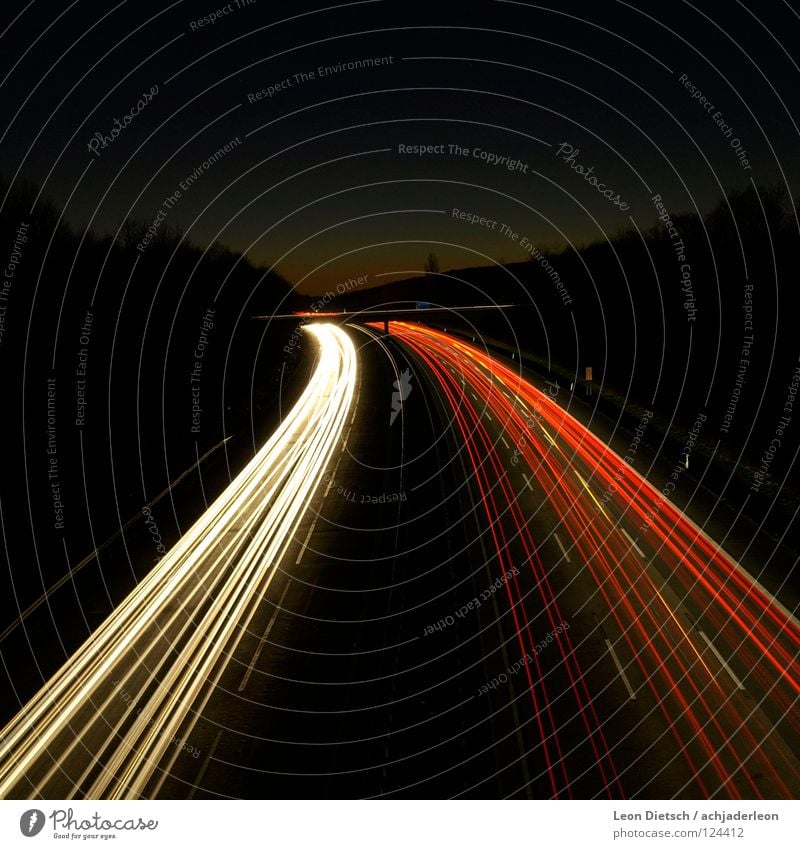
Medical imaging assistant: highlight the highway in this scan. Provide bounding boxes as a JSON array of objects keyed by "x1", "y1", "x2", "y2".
[
  {"x1": 2, "y1": 317, "x2": 798, "y2": 800},
  {"x1": 152, "y1": 322, "x2": 537, "y2": 799},
  {"x1": 382, "y1": 320, "x2": 800, "y2": 799},
  {"x1": 0, "y1": 324, "x2": 356, "y2": 799}
]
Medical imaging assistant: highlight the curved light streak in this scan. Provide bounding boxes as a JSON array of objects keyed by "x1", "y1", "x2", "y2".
[
  {"x1": 0, "y1": 323, "x2": 356, "y2": 799},
  {"x1": 385, "y1": 320, "x2": 800, "y2": 799}
]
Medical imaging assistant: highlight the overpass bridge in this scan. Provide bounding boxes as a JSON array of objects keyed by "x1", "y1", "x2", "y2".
[{"x1": 255, "y1": 304, "x2": 519, "y2": 334}]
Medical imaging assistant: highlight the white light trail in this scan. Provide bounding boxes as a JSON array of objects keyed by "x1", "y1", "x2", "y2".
[{"x1": 0, "y1": 323, "x2": 356, "y2": 799}]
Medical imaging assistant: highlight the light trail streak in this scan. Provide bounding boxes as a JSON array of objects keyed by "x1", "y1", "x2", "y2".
[
  {"x1": 0, "y1": 324, "x2": 356, "y2": 799},
  {"x1": 382, "y1": 323, "x2": 623, "y2": 799},
  {"x1": 385, "y1": 321, "x2": 800, "y2": 799}
]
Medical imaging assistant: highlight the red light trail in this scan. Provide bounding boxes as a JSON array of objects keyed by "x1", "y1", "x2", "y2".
[{"x1": 382, "y1": 321, "x2": 800, "y2": 799}]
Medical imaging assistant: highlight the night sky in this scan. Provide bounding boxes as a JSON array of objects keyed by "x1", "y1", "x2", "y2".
[{"x1": 3, "y1": 0, "x2": 799, "y2": 293}]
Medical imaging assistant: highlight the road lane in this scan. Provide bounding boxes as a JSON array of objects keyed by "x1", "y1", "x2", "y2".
[
  {"x1": 158, "y1": 324, "x2": 537, "y2": 799},
  {"x1": 0, "y1": 324, "x2": 356, "y2": 799},
  {"x1": 385, "y1": 320, "x2": 800, "y2": 799}
]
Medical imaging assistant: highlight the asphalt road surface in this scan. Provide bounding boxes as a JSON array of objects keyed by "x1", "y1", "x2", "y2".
[{"x1": 1, "y1": 320, "x2": 798, "y2": 799}]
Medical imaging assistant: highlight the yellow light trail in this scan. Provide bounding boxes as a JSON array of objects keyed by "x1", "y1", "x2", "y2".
[{"x1": 0, "y1": 324, "x2": 356, "y2": 799}]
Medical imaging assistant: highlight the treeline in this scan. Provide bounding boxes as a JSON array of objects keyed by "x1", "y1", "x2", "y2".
[
  {"x1": 334, "y1": 184, "x2": 799, "y2": 529},
  {"x1": 567, "y1": 184, "x2": 793, "y2": 420},
  {"x1": 538, "y1": 184, "x2": 796, "y2": 492},
  {"x1": 0, "y1": 174, "x2": 298, "y2": 624}
]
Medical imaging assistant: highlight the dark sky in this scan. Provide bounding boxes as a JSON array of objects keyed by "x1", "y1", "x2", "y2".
[{"x1": 2, "y1": 0, "x2": 799, "y2": 293}]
